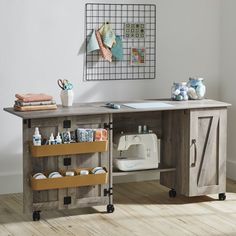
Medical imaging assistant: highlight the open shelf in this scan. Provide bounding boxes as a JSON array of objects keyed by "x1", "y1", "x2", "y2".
[
  {"x1": 112, "y1": 167, "x2": 176, "y2": 177},
  {"x1": 29, "y1": 141, "x2": 108, "y2": 157},
  {"x1": 31, "y1": 168, "x2": 108, "y2": 191}
]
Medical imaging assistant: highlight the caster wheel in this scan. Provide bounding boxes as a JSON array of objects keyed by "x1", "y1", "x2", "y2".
[
  {"x1": 219, "y1": 193, "x2": 226, "y2": 201},
  {"x1": 107, "y1": 204, "x2": 115, "y2": 213},
  {"x1": 169, "y1": 189, "x2": 176, "y2": 198},
  {"x1": 33, "y1": 211, "x2": 41, "y2": 221}
]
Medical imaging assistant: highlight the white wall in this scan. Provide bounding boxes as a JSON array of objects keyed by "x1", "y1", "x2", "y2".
[
  {"x1": 220, "y1": 0, "x2": 236, "y2": 180},
  {"x1": 0, "y1": 0, "x2": 221, "y2": 194}
]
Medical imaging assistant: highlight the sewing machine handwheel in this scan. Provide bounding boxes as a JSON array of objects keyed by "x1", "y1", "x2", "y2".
[
  {"x1": 169, "y1": 189, "x2": 176, "y2": 198},
  {"x1": 107, "y1": 204, "x2": 115, "y2": 213}
]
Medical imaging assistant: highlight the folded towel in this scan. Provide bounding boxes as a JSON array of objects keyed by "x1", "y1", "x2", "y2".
[
  {"x1": 95, "y1": 31, "x2": 112, "y2": 62},
  {"x1": 15, "y1": 93, "x2": 53, "y2": 102}
]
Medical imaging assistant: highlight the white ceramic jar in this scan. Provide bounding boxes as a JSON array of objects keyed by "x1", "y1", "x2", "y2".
[{"x1": 60, "y1": 89, "x2": 74, "y2": 107}]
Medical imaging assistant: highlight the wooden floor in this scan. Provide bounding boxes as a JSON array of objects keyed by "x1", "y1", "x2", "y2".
[{"x1": 1, "y1": 180, "x2": 236, "y2": 236}]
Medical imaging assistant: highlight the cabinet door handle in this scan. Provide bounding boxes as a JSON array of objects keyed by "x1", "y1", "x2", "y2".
[{"x1": 191, "y1": 139, "x2": 197, "y2": 167}]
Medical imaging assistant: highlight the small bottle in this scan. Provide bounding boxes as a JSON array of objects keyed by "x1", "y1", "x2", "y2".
[
  {"x1": 138, "y1": 125, "x2": 142, "y2": 134},
  {"x1": 55, "y1": 133, "x2": 62, "y2": 144},
  {"x1": 143, "y1": 125, "x2": 148, "y2": 133},
  {"x1": 33, "y1": 127, "x2": 41, "y2": 146},
  {"x1": 49, "y1": 133, "x2": 55, "y2": 145}
]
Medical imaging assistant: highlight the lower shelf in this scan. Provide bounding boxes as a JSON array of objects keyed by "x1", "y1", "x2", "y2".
[
  {"x1": 112, "y1": 167, "x2": 176, "y2": 177},
  {"x1": 31, "y1": 168, "x2": 108, "y2": 191}
]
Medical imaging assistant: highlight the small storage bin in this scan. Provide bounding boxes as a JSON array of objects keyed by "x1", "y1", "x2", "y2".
[{"x1": 30, "y1": 167, "x2": 108, "y2": 191}]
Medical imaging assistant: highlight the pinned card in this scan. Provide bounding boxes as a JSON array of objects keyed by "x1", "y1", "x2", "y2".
[{"x1": 130, "y1": 48, "x2": 145, "y2": 65}]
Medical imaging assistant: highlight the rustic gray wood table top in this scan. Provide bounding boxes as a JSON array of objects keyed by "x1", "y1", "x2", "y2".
[{"x1": 4, "y1": 99, "x2": 231, "y2": 119}]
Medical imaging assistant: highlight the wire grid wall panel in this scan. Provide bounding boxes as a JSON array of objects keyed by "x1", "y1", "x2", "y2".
[{"x1": 85, "y1": 3, "x2": 156, "y2": 81}]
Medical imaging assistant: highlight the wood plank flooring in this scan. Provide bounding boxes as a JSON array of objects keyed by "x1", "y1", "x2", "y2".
[{"x1": 0, "y1": 179, "x2": 236, "y2": 236}]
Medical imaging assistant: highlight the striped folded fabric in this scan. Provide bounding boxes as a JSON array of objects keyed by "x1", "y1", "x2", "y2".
[
  {"x1": 95, "y1": 30, "x2": 112, "y2": 62},
  {"x1": 15, "y1": 100, "x2": 56, "y2": 107}
]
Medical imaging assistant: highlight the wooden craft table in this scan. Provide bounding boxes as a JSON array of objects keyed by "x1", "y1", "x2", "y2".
[{"x1": 4, "y1": 99, "x2": 231, "y2": 220}]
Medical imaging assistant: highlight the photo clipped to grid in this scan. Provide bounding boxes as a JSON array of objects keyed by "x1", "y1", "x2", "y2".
[{"x1": 85, "y1": 3, "x2": 156, "y2": 81}]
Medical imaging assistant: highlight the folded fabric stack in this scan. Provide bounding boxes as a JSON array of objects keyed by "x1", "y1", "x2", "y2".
[{"x1": 14, "y1": 93, "x2": 57, "y2": 111}]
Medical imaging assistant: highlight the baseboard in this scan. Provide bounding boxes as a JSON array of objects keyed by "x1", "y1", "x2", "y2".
[
  {"x1": 0, "y1": 172, "x2": 22, "y2": 194},
  {"x1": 227, "y1": 159, "x2": 236, "y2": 181}
]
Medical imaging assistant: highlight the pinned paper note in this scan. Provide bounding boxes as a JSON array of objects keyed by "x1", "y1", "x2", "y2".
[
  {"x1": 95, "y1": 30, "x2": 112, "y2": 62},
  {"x1": 99, "y1": 22, "x2": 116, "y2": 48},
  {"x1": 87, "y1": 29, "x2": 100, "y2": 53},
  {"x1": 111, "y1": 35, "x2": 123, "y2": 60},
  {"x1": 124, "y1": 23, "x2": 145, "y2": 38},
  {"x1": 130, "y1": 48, "x2": 145, "y2": 65}
]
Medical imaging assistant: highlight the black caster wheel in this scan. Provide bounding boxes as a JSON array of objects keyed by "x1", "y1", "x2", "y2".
[
  {"x1": 169, "y1": 189, "x2": 176, "y2": 198},
  {"x1": 107, "y1": 204, "x2": 115, "y2": 213},
  {"x1": 219, "y1": 193, "x2": 226, "y2": 201},
  {"x1": 32, "y1": 211, "x2": 41, "y2": 221}
]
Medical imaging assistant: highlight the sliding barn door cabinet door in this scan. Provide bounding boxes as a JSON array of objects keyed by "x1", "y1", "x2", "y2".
[{"x1": 188, "y1": 109, "x2": 227, "y2": 198}]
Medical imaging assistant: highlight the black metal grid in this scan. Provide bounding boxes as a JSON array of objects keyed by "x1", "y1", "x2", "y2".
[{"x1": 85, "y1": 3, "x2": 156, "y2": 81}]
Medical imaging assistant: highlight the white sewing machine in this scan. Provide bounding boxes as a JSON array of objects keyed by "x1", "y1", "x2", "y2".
[{"x1": 113, "y1": 133, "x2": 160, "y2": 171}]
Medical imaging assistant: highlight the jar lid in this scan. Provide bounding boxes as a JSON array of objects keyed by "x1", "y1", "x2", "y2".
[
  {"x1": 173, "y1": 82, "x2": 187, "y2": 86},
  {"x1": 189, "y1": 77, "x2": 204, "y2": 81}
]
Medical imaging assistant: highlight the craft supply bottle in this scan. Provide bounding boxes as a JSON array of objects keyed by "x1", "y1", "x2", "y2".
[
  {"x1": 33, "y1": 127, "x2": 41, "y2": 146},
  {"x1": 143, "y1": 125, "x2": 148, "y2": 133},
  {"x1": 55, "y1": 133, "x2": 62, "y2": 144},
  {"x1": 49, "y1": 133, "x2": 55, "y2": 145},
  {"x1": 138, "y1": 125, "x2": 142, "y2": 134}
]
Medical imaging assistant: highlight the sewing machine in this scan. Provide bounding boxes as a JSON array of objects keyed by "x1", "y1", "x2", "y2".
[{"x1": 113, "y1": 133, "x2": 160, "y2": 171}]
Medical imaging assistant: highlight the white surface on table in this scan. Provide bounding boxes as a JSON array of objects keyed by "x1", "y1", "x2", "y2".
[{"x1": 123, "y1": 102, "x2": 173, "y2": 109}]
